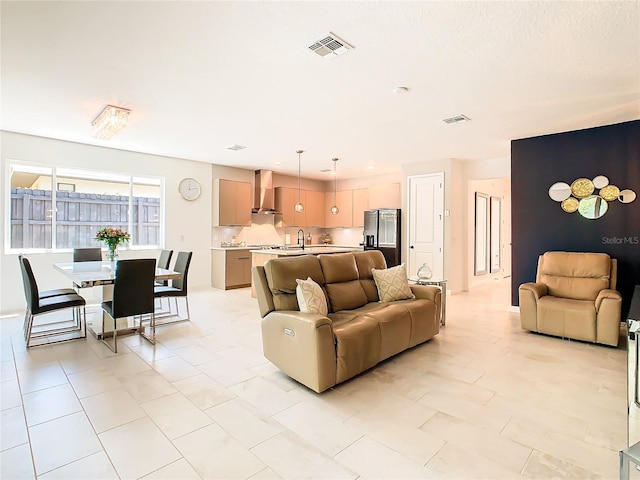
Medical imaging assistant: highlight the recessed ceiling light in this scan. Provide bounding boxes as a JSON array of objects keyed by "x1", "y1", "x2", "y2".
[
  {"x1": 274, "y1": 161, "x2": 282, "y2": 165},
  {"x1": 442, "y1": 114, "x2": 470, "y2": 124},
  {"x1": 393, "y1": 87, "x2": 409, "y2": 94},
  {"x1": 227, "y1": 144, "x2": 247, "y2": 151},
  {"x1": 320, "y1": 168, "x2": 331, "y2": 173},
  {"x1": 367, "y1": 166, "x2": 375, "y2": 170}
]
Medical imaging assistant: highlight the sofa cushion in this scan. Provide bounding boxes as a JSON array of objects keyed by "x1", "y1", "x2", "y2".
[
  {"x1": 319, "y1": 253, "x2": 368, "y2": 312},
  {"x1": 372, "y1": 264, "x2": 414, "y2": 302},
  {"x1": 264, "y1": 255, "x2": 324, "y2": 311},
  {"x1": 354, "y1": 250, "x2": 386, "y2": 302},
  {"x1": 537, "y1": 252, "x2": 611, "y2": 301},
  {"x1": 332, "y1": 315, "x2": 381, "y2": 383},
  {"x1": 395, "y1": 298, "x2": 439, "y2": 346},
  {"x1": 366, "y1": 303, "x2": 412, "y2": 360},
  {"x1": 296, "y1": 277, "x2": 328, "y2": 316},
  {"x1": 537, "y1": 295, "x2": 596, "y2": 342},
  {"x1": 325, "y1": 281, "x2": 369, "y2": 313}
]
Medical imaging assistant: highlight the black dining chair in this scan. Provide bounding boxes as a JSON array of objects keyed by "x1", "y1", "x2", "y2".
[
  {"x1": 154, "y1": 251, "x2": 192, "y2": 325},
  {"x1": 154, "y1": 249, "x2": 174, "y2": 312},
  {"x1": 19, "y1": 256, "x2": 87, "y2": 348},
  {"x1": 73, "y1": 247, "x2": 103, "y2": 262},
  {"x1": 100, "y1": 258, "x2": 156, "y2": 353},
  {"x1": 156, "y1": 249, "x2": 173, "y2": 286},
  {"x1": 19, "y1": 255, "x2": 77, "y2": 299}
]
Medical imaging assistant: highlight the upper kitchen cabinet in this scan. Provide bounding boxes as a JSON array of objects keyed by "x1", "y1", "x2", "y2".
[
  {"x1": 275, "y1": 186, "x2": 306, "y2": 227},
  {"x1": 325, "y1": 190, "x2": 353, "y2": 228},
  {"x1": 213, "y1": 179, "x2": 252, "y2": 226},
  {"x1": 368, "y1": 183, "x2": 401, "y2": 209},
  {"x1": 305, "y1": 190, "x2": 326, "y2": 227},
  {"x1": 275, "y1": 187, "x2": 325, "y2": 227},
  {"x1": 352, "y1": 188, "x2": 369, "y2": 227}
]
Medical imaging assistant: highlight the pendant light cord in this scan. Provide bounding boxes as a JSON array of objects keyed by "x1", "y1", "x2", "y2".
[
  {"x1": 298, "y1": 151, "x2": 302, "y2": 203},
  {"x1": 333, "y1": 159, "x2": 337, "y2": 204}
]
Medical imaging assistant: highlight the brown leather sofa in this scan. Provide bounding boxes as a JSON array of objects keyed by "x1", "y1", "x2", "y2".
[
  {"x1": 252, "y1": 250, "x2": 441, "y2": 392},
  {"x1": 519, "y1": 251, "x2": 621, "y2": 346}
]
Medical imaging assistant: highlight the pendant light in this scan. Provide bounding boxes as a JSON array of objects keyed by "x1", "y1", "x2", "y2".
[
  {"x1": 294, "y1": 150, "x2": 304, "y2": 213},
  {"x1": 330, "y1": 158, "x2": 339, "y2": 215}
]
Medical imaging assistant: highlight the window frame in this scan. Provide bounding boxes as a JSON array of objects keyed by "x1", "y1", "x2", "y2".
[{"x1": 5, "y1": 160, "x2": 165, "y2": 254}]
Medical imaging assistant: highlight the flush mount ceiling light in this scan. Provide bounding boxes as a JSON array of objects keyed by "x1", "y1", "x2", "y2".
[
  {"x1": 393, "y1": 86, "x2": 409, "y2": 94},
  {"x1": 295, "y1": 150, "x2": 304, "y2": 213},
  {"x1": 308, "y1": 32, "x2": 353, "y2": 57},
  {"x1": 227, "y1": 144, "x2": 247, "y2": 151},
  {"x1": 442, "y1": 114, "x2": 470, "y2": 124},
  {"x1": 92, "y1": 105, "x2": 130, "y2": 140},
  {"x1": 330, "y1": 158, "x2": 339, "y2": 215}
]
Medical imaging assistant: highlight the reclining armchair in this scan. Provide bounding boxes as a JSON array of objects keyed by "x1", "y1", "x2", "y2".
[{"x1": 519, "y1": 251, "x2": 621, "y2": 346}]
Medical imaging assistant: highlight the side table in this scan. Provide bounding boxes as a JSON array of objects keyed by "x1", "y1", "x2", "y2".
[
  {"x1": 620, "y1": 441, "x2": 640, "y2": 480},
  {"x1": 409, "y1": 278, "x2": 447, "y2": 326}
]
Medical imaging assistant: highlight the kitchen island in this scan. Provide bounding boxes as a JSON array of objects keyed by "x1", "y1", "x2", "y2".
[{"x1": 249, "y1": 245, "x2": 363, "y2": 297}]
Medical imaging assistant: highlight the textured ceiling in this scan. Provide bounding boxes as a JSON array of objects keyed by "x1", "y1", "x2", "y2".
[{"x1": 1, "y1": 1, "x2": 639, "y2": 179}]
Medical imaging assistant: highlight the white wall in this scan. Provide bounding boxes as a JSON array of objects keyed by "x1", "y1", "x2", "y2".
[
  {"x1": 401, "y1": 157, "x2": 511, "y2": 294},
  {"x1": 402, "y1": 158, "x2": 463, "y2": 292},
  {"x1": 1, "y1": 131, "x2": 212, "y2": 314}
]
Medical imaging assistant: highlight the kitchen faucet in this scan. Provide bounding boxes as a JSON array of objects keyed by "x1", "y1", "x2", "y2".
[{"x1": 297, "y1": 229, "x2": 305, "y2": 250}]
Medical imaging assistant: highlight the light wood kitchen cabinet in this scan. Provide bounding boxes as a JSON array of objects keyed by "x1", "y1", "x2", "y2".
[
  {"x1": 368, "y1": 183, "x2": 401, "y2": 209},
  {"x1": 325, "y1": 190, "x2": 354, "y2": 228},
  {"x1": 275, "y1": 187, "x2": 306, "y2": 227},
  {"x1": 213, "y1": 179, "x2": 252, "y2": 226},
  {"x1": 305, "y1": 190, "x2": 325, "y2": 227},
  {"x1": 275, "y1": 187, "x2": 324, "y2": 227},
  {"x1": 211, "y1": 249, "x2": 252, "y2": 289},
  {"x1": 352, "y1": 188, "x2": 369, "y2": 227}
]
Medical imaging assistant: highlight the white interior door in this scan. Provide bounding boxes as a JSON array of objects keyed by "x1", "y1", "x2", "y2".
[{"x1": 408, "y1": 173, "x2": 444, "y2": 280}]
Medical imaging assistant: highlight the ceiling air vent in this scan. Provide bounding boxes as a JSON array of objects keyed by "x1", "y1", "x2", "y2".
[
  {"x1": 227, "y1": 144, "x2": 247, "y2": 151},
  {"x1": 309, "y1": 32, "x2": 353, "y2": 57},
  {"x1": 442, "y1": 114, "x2": 470, "y2": 124}
]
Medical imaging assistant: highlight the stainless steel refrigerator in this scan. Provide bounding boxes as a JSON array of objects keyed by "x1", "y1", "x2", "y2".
[{"x1": 363, "y1": 208, "x2": 401, "y2": 267}]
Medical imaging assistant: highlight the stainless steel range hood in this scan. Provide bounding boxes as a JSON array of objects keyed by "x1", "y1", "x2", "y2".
[{"x1": 252, "y1": 170, "x2": 280, "y2": 214}]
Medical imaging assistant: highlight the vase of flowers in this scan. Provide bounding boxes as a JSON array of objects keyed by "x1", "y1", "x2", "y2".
[{"x1": 95, "y1": 227, "x2": 131, "y2": 262}]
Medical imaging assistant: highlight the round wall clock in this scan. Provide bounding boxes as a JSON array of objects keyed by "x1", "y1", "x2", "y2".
[{"x1": 178, "y1": 178, "x2": 201, "y2": 201}]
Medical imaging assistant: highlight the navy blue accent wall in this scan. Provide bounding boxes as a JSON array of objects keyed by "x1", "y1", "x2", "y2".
[{"x1": 511, "y1": 120, "x2": 640, "y2": 318}]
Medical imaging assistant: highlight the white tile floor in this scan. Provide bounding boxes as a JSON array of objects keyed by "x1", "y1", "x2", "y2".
[{"x1": 0, "y1": 278, "x2": 634, "y2": 479}]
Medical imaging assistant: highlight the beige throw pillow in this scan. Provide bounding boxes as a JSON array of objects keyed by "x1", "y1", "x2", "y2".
[
  {"x1": 296, "y1": 277, "x2": 328, "y2": 316},
  {"x1": 372, "y1": 264, "x2": 415, "y2": 302}
]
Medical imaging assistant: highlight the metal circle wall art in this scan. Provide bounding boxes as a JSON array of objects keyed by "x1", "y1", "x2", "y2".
[
  {"x1": 548, "y1": 174, "x2": 635, "y2": 219},
  {"x1": 561, "y1": 197, "x2": 579, "y2": 213},
  {"x1": 570, "y1": 178, "x2": 595, "y2": 198},
  {"x1": 599, "y1": 185, "x2": 620, "y2": 201}
]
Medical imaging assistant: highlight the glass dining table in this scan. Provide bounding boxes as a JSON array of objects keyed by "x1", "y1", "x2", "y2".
[{"x1": 53, "y1": 261, "x2": 180, "y2": 339}]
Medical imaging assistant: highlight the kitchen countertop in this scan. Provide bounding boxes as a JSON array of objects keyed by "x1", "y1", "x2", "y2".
[{"x1": 249, "y1": 245, "x2": 363, "y2": 256}]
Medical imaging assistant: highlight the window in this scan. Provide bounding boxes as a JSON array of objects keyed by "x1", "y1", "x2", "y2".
[{"x1": 7, "y1": 162, "x2": 163, "y2": 251}]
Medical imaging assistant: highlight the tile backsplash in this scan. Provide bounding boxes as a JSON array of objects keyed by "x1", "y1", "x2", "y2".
[{"x1": 212, "y1": 215, "x2": 363, "y2": 247}]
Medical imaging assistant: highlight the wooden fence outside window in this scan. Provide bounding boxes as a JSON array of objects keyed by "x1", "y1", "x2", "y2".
[{"x1": 10, "y1": 188, "x2": 160, "y2": 249}]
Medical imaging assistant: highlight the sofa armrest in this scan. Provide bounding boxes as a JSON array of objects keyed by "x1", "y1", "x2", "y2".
[
  {"x1": 518, "y1": 282, "x2": 548, "y2": 332},
  {"x1": 409, "y1": 284, "x2": 440, "y2": 303},
  {"x1": 595, "y1": 289, "x2": 622, "y2": 346},
  {"x1": 409, "y1": 284, "x2": 441, "y2": 321},
  {"x1": 595, "y1": 288, "x2": 621, "y2": 311},
  {"x1": 519, "y1": 282, "x2": 548, "y2": 300},
  {"x1": 261, "y1": 311, "x2": 337, "y2": 393}
]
